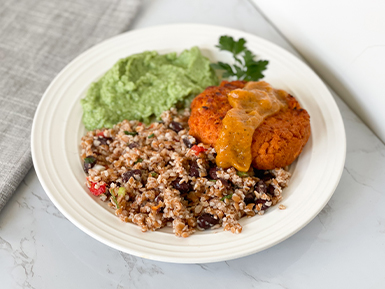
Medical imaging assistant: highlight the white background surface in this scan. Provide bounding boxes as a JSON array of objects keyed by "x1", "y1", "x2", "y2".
[
  {"x1": 252, "y1": 0, "x2": 385, "y2": 143},
  {"x1": 1, "y1": 0, "x2": 385, "y2": 288}
]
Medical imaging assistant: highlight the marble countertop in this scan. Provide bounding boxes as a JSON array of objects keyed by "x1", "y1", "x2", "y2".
[{"x1": 1, "y1": 0, "x2": 384, "y2": 288}]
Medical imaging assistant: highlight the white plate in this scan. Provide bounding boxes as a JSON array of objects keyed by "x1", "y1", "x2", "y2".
[{"x1": 31, "y1": 24, "x2": 346, "y2": 264}]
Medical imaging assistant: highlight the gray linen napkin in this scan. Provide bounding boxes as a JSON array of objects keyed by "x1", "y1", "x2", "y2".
[{"x1": 0, "y1": 0, "x2": 141, "y2": 211}]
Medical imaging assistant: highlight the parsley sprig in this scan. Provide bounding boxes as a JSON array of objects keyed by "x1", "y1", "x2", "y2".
[
  {"x1": 236, "y1": 171, "x2": 249, "y2": 177},
  {"x1": 220, "y1": 194, "x2": 233, "y2": 201},
  {"x1": 124, "y1": 131, "x2": 138, "y2": 136},
  {"x1": 211, "y1": 36, "x2": 268, "y2": 81}
]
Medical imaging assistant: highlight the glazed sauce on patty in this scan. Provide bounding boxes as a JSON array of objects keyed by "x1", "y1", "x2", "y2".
[{"x1": 215, "y1": 81, "x2": 288, "y2": 171}]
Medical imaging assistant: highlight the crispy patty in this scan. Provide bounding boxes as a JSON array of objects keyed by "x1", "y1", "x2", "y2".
[{"x1": 188, "y1": 80, "x2": 311, "y2": 170}]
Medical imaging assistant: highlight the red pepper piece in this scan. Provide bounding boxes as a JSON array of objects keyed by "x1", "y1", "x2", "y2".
[
  {"x1": 89, "y1": 182, "x2": 106, "y2": 196},
  {"x1": 97, "y1": 131, "x2": 105, "y2": 137},
  {"x1": 191, "y1": 145, "x2": 207, "y2": 156}
]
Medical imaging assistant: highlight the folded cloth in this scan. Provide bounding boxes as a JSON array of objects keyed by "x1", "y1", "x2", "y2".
[{"x1": 0, "y1": 0, "x2": 141, "y2": 212}]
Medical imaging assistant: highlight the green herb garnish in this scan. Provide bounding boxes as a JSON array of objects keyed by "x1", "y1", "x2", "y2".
[
  {"x1": 221, "y1": 194, "x2": 233, "y2": 201},
  {"x1": 211, "y1": 36, "x2": 268, "y2": 81},
  {"x1": 84, "y1": 156, "x2": 96, "y2": 164},
  {"x1": 151, "y1": 172, "x2": 158, "y2": 177},
  {"x1": 124, "y1": 131, "x2": 138, "y2": 136},
  {"x1": 209, "y1": 179, "x2": 217, "y2": 183},
  {"x1": 148, "y1": 133, "x2": 155, "y2": 138},
  {"x1": 117, "y1": 187, "x2": 126, "y2": 197},
  {"x1": 109, "y1": 190, "x2": 120, "y2": 209},
  {"x1": 236, "y1": 171, "x2": 249, "y2": 177},
  {"x1": 135, "y1": 158, "x2": 143, "y2": 164}
]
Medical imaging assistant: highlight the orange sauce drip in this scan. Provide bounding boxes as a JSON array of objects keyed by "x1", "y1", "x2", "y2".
[{"x1": 215, "y1": 81, "x2": 288, "y2": 171}]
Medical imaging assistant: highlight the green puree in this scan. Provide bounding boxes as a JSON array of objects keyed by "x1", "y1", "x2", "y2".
[{"x1": 81, "y1": 47, "x2": 218, "y2": 130}]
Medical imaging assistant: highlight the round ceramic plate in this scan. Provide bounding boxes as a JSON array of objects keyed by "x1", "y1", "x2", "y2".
[{"x1": 31, "y1": 24, "x2": 346, "y2": 263}]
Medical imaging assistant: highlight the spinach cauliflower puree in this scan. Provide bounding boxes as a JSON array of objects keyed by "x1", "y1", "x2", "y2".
[{"x1": 81, "y1": 47, "x2": 218, "y2": 130}]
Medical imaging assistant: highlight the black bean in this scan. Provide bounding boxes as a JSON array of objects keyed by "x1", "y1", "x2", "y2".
[
  {"x1": 255, "y1": 180, "x2": 267, "y2": 195},
  {"x1": 254, "y1": 169, "x2": 275, "y2": 182},
  {"x1": 122, "y1": 170, "x2": 141, "y2": 182},
  {"x1": 183, "y1": 137, "x2": 193, "y2": 148},
  {"x1": 155, "y1": 194, "x2": 163, "y2": 203},
  {"x1": 128, "y1": 142, "x2": 139, "y2": 149},
  {"x1": 189, "y1": 161, "x2": 200, "y2": 177},
  {"x1": 253, "y1": 169, "x2": 266, "y2": 179},
  {"x1": 254, "y1": 169, "x2": 274, "y2": 181},
  {"x1": 209, "y1": 167, "x2": 219, "y2": 180},
  {"x1": 261, "y1": 173, "x2": 275, "y2": 182},
  {"x1": 171, "y1": 177, "x2": 192, "y2": 193},
  {"x1": 208, "y1": 167, "x2": 230, "y2": 188},
  {"x1": 268, "y1": 184, "x2": 275, "y2": 196},
  {"x1": 197, "y1": 213, "x2": 220, "y2": 230},
  {"x1": 218, "y1": 178, "x2": 231, "y2": 189},
  {"x1": 256, "y1": 199, "x2": 269, "y2": 211},
  {"x1": 169, "y1": 121, "x2": 184, "y2": 133},
  {"x1": 153, "y1": 194, "x2": 164, "y2": 214},
  {"x1": 98, "y1": 136, "x2": 112, "y2": 145},
  {"x1": 83, "y1": 155, "x2": 96, "y2": 173},
  {"x1": 111, "y1": 181, "x2": 119, "y2": 186},
  {"x1": 244, "y1": 193, "x2": 255, "y2": 205}
]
